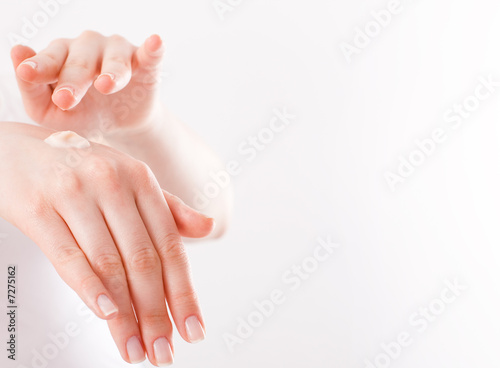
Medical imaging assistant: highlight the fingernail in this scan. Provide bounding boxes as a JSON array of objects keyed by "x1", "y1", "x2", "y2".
[
  {"x1": 126, "y1": 336, "x2": 146, "y2": 364},
  {"x1": 185, "y1": 316, "x2": 205, "y2": 343},
  {"x1": 53, "y1": 87, "x2": 75, "y2": 110},
  {"x1": 99, "y1": 72, "x2": 115, "y2": 81},
  {"x1": 97, "y1": 294, "x2": 118, "y2": 317},
  {"x1": 55, "y1": 86, "x2": 74, "y2": 95},
  {"x1": 21, "y1": 60, "x2": 37, "y2": 69},
  {"x1": 153, "y1": 337, "x2": 174, "y2": 366},
  {"x1": 55, "y1": 87, "x2": 75, "y2": 98}
]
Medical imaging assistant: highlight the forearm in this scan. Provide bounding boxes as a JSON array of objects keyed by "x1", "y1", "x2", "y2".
[{"x1": 103, "y1": 106, "x2": 232, "y2": 238}]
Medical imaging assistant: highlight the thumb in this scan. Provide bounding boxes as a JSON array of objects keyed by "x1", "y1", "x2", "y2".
[{"x1": 162, "y1": 189, "x2": 216, "y2": 239}]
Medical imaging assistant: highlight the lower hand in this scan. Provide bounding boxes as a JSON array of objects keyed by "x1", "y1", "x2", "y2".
[{"x1": 0, "y1": 122, "x2": 213, "y2": 366}]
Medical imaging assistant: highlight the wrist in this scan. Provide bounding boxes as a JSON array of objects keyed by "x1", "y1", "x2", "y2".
[{"x1": 102, "y1": 103, "x2": 169, "y2": 148}]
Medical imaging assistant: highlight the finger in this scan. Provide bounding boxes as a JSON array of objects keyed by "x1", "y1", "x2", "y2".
[
  {"x1": 52, "y1": 32, "x2": 104, "y2": 110},
  {"x1": 12, "y1": 40, "x2": 69, "y2": 84},
  {"x1": 162, "y1": 189, "x2": 216, "y2": 239},
  {"x1": 136, "y1": 168, "x2": 206, "y2": 345},
  {"x1": 94, "y1": 35, "x2": 135, "y2": 95},
  {"x1": 56, "y1": 201, "x2": 146, "y2": 364},
  {"x1": 25, "y1": 210, "x2": 118, "y2": 322},
  {"x1": 10, "y1": 44, "x2": 61, "y2": 119},
  {"x1": 11, "y1": 45, "x2": 37, "y2": 80},
  {"x1": 101, "y1": 189, "x2": 175, "y2": 366},
  {"x1": 131, "y1": 34, "x2": 165, "y2": 86}
]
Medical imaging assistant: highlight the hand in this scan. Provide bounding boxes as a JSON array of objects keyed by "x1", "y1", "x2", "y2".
[
  {"x1": 10, "y1": 31, "x2": 165, "y2": 138},
  {"x1": 10, "y1": 31, "x2": 234, "y2": 236},
  {"x1": 0, "y1": 122, "x2": 214, "y2": 366}
]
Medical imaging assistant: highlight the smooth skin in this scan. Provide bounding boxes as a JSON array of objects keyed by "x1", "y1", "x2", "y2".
[
  {"x1": 11, "y1": 30, "x2": 232, "y2": 237},
  {"x1": 0, "y1": 122, "x2": 213, "y2": 366},
  {"x1": 7, "y1": 31, "x2": 233, "y2": 366}
]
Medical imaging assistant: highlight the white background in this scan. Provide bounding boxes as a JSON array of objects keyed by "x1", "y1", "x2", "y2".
[{"x1": 1, "y1": 0, "x2": 500, "y2": 367}]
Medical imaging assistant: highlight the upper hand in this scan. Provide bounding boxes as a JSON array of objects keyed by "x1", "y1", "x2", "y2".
[{"x1": 10, "y1": 31, "x2": 165, "y2": 137}]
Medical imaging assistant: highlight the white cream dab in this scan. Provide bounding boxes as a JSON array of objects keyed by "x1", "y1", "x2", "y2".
[{"x1": 44, "y1": 131, "x2": 91, "y2": 149}]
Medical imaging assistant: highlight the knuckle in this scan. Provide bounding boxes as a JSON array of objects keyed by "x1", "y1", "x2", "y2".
[
  {"x1": 113, "y1": 311, "x2": 136, "y2": 324},
  {"x1": 24, "y1": 195, "x2": 51, "y2": 219},
  {"x1": 131, "y1": 161, "x2": 157, "y2": 190},
  {"x1": 108, "y1": 34, "x2": 127, "y2": 44},
  {"x1": 128, "y1": 247, "x2": 160, "y2": 274},
  {"x1": 170, "y1": 289, "x2": 199, "y2": 307},
  {"x1": 78, "y1": 272, "x2": 99, "y2": 292},
  {"x1": 106, "y1": 55, "x2": 130, "y2": 70},
  {"x1": 55, "y1": 245, "x2": 83, "y2": 264},
  {"x1": 92, "y1": 253, "x2": 124, "y2": 277},
  {"x1": 157, "y1": 233, "x2": 186, "y2": 263},
  {"x1": 140, "y1": 310, "x2": 169, "y2": 328},
  {"x1": 43, "y1": 52, "x2": 61, "y2": 67},
  {"x1": 55, "y1": 171, "x2": 83, "y2": 197},
  {"x1": 63, "y1": 58, "x2": 93, "y2": 73},
  {"x1": 106, "y1": 276, "x2": 128, "y2": 294},
  {"x1": 84, "y1": 155, "x2": 121, "y2": 190},
  {"x1": 131, "y1": 160, "x2": 151, "y2": 177},
  {"x1": 79, "y1": 30, "x2": 101, "y2": 40},
  {"x1": 48, "y1": 38, "x2": 68, "y2": 49}
]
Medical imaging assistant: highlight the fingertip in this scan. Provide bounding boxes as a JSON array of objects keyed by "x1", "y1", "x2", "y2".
[
  {"x1": 11, "y1": 46, "x2": 37, "y2": 79},
  {"x1": 96, "y1": 294, "x2": 119, "y2": 320},
  {"x1": 52, "y1": 87, "x2": 76, "y2": 111},
  {"x1": 207, "y1": 218, "x2": 217, "y2": 235},
  {"x1": 141, "y1": 34, "x2": 165, "y2": 61},
  {"x1": 183, "y1": 215, "x2": 216, "y2": 239},
  {"x1": 16, "y1": 60, "x2": 38, "y2": 81},
  {"x1": 146, "y1": 34, "x2": 163, "y2": 54},
  {"x1": 10, "y1": 45, "x2": 35, "y2": 63},
  {"x1": 185, "y1": 315, "x2": 206, "y2": 344},
  {"x1": 163, "y1": 190, "x2": 216, "y2": 238},
  {"x1": 94, "y1": 73, "x2": 116, "y2": 95},
  {"x1": 10, "y1": 45, "x2": 23, "y2": 61}
]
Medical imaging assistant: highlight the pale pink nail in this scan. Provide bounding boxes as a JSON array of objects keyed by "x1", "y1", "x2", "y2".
[
  {"x1": 153, "y1": 337, "x2": 174, "y2": 366},
  {"x1": 55, "y1": 87, "x2": 75, "y2": 98},
  {"x1": 126, "y1": 336, "x2": 145, "y2": 364},
  {"x1": 185, "y1": 315, "x2": 205, "y2": 343},
  {"x1": 99, "y1": 72, "x2": 115, "y2": 81},
  {"x1": 97, "y1": 294, "x2": 118, "y2": 317},
  {"x1": 21, "y1": 60, "x2": 37, "y2": 69}
]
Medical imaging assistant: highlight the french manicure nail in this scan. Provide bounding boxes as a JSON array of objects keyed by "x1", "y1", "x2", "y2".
[
  {"x1": 99, "y1": 72, "x2": 115, "y2": 81},
  {"x1": 126, "y1": 336, "x2": 146, "y2": 364},
  {"x1": 21, "y1": 60, "x2": 37, "y2": 69},
  {"x1": 185, "y1": 315, "x2": 205, "y2": 343},
  {"x1": 97, "y1": 294, "x2": 118, "y2": 317},
  {"x1": 55, "y1": 87, "x2": 74, "y2": 96},
  {"x1": 153, "y1": 337, "x2": 174, "y2": 366}
]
